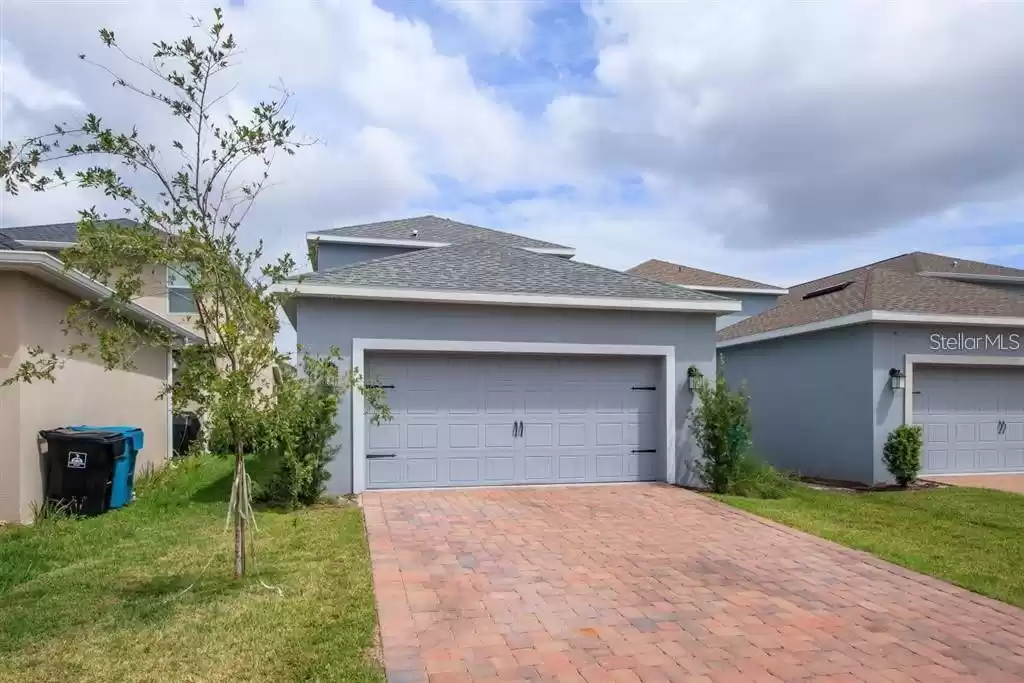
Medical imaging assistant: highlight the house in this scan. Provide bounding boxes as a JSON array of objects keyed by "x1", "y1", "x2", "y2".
[
  {"x1": 628, "y1": 259, "x2": 788, "y2": 329},
  {"x1": 0, "y1": 231, "x2": 201, "y2": 523},
  {"x1": 275, "y1": 216, "x2": 740, "y2": 493},
  {"x1": 718, "y1": 251, "x2": 1024, "y2": 485},
  {"x1": 1, "y1": 220, "x2": 200, "y2": 329}
]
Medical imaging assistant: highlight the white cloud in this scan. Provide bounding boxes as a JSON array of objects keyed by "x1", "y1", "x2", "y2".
[
  {"x1": 0, "y1": 41, "x2": 82, "y2": 114},
  {"x1": 548, "y1": 0, "x2": 1024, "y2": 245},
  {"x1": 434, "y1": 0, "x2": 539, "y2": 52}
]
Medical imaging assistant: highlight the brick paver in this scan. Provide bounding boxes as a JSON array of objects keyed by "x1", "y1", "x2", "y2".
[
  {"x1": 362, "y1": 484, "x2": 1024, "y2": 683},
  {"x1": 925, "y1": 474, "x2": 1024, "y2": 494}
]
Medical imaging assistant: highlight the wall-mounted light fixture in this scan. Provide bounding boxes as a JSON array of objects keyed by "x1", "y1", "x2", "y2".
[
  {"x1": 889, "y1": 367, "x2": 906, "y2": 391},
  {"x1": 687, "y1": 365, "x2": 703, "y2": 391}
]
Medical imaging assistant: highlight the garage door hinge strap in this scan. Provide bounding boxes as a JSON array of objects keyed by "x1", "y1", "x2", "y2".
[
  {"x1": 366, "y1": 453, "x2": 397, "y2": 459},
  {"x1": 631, "y1": 449, "x2": 657, "y2": 453},
  {"x1": 631, "y1": 386, "x2": 657, "y2": 391}
]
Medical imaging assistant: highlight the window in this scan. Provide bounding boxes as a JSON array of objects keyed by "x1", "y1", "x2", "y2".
[{"x1": 168, "y1": 266, "x2": 198, "y2": 313}]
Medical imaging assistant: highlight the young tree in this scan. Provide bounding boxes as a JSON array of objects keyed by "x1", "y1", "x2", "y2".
[{"x1": 1, "y1": 8, "x2": 357, "y2": 577}]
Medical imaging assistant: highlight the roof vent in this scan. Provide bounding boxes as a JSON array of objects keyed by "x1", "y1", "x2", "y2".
[
  {"x1": 802, "y1": 280, "x2": 853, "y2": 300},
  {"x1": 951, "y1": 259, "x2": 959, "y2": 268},
  {"x1": 411, "y1": 229, "x2": 419, "y2": 238}
]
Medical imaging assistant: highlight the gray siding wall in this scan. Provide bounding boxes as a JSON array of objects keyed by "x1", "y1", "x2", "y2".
[
  {"x1": 295, "y1": 299, "x2": 719, "y2": 493},
  {"x1": 715, "y1": 292, "x2": 781, "y2": 330},
  {"x1": 315, "y1": 242, "x2": 422, "y2": 271},
  {"x1": 871, "y1": 323, "x2": 1024, "y2": 483},
  {"x1": 721, "y1": 325, "x2": 876, "y2": 483}
]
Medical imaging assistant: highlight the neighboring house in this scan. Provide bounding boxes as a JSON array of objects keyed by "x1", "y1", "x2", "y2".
[
  {"x1": 0, "y1": 233, "x2": 201, "y2": 523},
  {"x1": 719, "y1": 251, "x2": 1024, "y2": 485},
  {"x1": 1, "y1": 220, "x2": 200, "y2": 332},
  {"x1": 276, "y1": 216, "x2": 740, "y2": 494},
  {"x1": 628, "y1": 259, "x2": 788, "y2": 329}
]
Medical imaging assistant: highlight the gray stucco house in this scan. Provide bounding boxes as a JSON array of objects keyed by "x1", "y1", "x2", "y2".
[
  {"x1": 275, "y1": 216, "x2": 739, "y2": 494},
  {"x1": 628, "y1": 259, "x2": 787, "y2": 329},
  {"x1": 719, "y1": 252, "x2": 1024, "y2": 485}
]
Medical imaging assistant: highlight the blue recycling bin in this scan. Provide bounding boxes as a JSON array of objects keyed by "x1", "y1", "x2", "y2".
[{"x1": 68, "y1": 425, "x2": 144, "y2": 509}]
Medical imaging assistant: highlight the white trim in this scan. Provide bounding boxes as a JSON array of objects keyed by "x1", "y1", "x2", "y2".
[
  {"x1": 902, "y1": 353, "x2": 1024, "y2": 427},
  {"x1": 12, "y1": 240, "x2": 75, "y2": 250},
  {"x1": 681, "y1": 284, "x2": 788, "y2": 295},
  {"x1": 306, "y1": 232, "x2": 577, "y2": 257},
  {"x1": 360, "y1": 481, "x2": 660, "y2": 494},
  {"x1": 919, "y1": 271, "x2": 1024, "y2": 285},
  {"x1": 272, "y1": 282, "x2": 741, "y2": 313},
  {"x1": 922, "y1": 471, "x2": 1024, "y2": 478},
  {"x1": 719, "y1": 310, "x2": 1024, "y2": 348},
  {"x1": 0, "y1": 250, "x2": 203, "y2": 343},
  {"x1": 350, "y1": 339, "x2": 676, "y2": 494}
]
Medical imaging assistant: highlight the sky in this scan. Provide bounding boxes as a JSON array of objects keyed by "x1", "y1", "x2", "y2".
[{"x1": 3, "y1": 0, "x2": 1024, "y2": 352}]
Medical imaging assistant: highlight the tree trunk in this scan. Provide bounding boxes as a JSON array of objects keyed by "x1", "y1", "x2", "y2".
[{"x1": 234, "y1": 443, "x2": 246, "y2": 578}]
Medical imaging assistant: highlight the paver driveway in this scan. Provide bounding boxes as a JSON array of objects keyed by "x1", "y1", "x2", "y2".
[{"x1": 363, "y1": 484, "x2": 1024, "y2": 683}]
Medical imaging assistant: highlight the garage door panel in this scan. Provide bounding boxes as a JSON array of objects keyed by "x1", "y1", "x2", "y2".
[
  {"x1": 913, "y1": 365, "x2": 1024, "y2": 475},
  {"x1": 523, "y1": 422, "x2": 553, "y2": 447},
  {"x1": 406, "y1": 424, "x2": 438, "y2": 449},
  {"x1": 406, "y1": 459, "x2": 438, "y2": 484},
  {"x1": 365, "y1": 352, "x2": 661, "y2": 488},
  {"x1": 369, "y1": 423, "x2": 401, "y2": 450}
]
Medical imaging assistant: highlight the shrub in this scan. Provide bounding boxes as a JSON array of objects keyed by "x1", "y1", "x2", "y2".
[
  {"x1": 690, "y1": 370, "x2": 752, "y2": 493},
  {"x1": 257, "y1": 355, "x2": 344, "y2": 508},
  {"x1": 258, "y1": 353, "x2": 390, "y2": 509},
  {"x1": 883, "y1": 424, "x2": 923, "y2": 487},
  {"x1": 728, "y1": 456, "x2": 795, "y2": 499}
]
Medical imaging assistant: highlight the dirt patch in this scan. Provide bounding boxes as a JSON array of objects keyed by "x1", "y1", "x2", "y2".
[{"x1": 801, "y1": 476, "x2": 948, "y2": 493}]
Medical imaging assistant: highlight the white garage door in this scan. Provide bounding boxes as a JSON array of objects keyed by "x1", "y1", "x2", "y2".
[
  {"x1": 363, "y1": 353, "x2": 661, "y2": 489},
  {"x1": 913, "y1": 365, "x2": 1024, "y2": 474}
]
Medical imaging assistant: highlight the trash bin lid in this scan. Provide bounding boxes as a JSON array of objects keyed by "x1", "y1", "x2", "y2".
[
  {"x1": 39, "y1": 427, "x2": 127, "y2": 444},
  {"x1": 68, "y1": 425, "x2": 144, "y2": 452}
]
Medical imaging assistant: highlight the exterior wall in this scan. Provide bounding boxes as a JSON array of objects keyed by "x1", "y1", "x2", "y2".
[
  {"x1": 316, "y1": 242, "x2": 422, "y2": 271},
  {"x1": 714, "y1": 292, "x2": 781, "y2": 330},
  {"x1": 871, "y1": 323, "x2": 1024, "y2": 483},
  {"x1": 0, "y1": 274, "x2": 24, "y2": 522},
  {"x1": 721, "y1": 325, "x2": 876, "y2": 483},
  {"x1": 295, "y1": 299, "x2": 719, "y2": 494},
  {"x1": 0, "y1": 272, "x2": 171, "y2": 523}
]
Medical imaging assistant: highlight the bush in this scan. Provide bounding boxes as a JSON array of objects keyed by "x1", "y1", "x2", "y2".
[
  {"x1": 256, "y1": 353, "x2": 391, "y2": 509},
  {"x1": 257, "y1": 355, "x2": 344, "y2": 509},
  {"x1": 883, "y1": 424, "x2": 923, "y2": 487},
  {"x1": 728, "y1": 456, "x2": 796, "y2": 499},
  {"x1": 690, "y1": 369, "x2": 752, "y2": 493}
]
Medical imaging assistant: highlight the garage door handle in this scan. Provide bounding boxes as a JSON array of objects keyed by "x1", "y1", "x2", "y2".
[
  {"x1": 631, "y1": 449, "x2": 657, "y2": 454},
  {"x1": 366, "y1": 453, "x2": 396, "y2": 459}
]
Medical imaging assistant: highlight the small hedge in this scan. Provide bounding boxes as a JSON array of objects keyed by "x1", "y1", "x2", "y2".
[
  {"x1": 728, "y1": 456, "x2": 797, "y2": 499},
  {"x1": 883, "y1": 424, "x2": 923, "y2": 487}
]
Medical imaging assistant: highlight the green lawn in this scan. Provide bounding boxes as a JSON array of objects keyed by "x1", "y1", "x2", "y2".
[
  {"x1": 0, "y1": 455, "x2": 384, "y2": 683},
  {"x1": 715, "y1": 485, "x2": 1024, "y2": 608}
]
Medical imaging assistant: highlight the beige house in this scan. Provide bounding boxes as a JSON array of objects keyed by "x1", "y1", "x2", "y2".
[{"x1": 0, "y1": 226, "x2": 201, "y2": 523}]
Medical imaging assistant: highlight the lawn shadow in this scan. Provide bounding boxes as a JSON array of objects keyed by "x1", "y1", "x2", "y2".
[{"x1": 190, "y1": 449, "x2": 281, "y2": 504}]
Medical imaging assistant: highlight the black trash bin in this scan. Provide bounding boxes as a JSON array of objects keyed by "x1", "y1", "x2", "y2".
[
  {"x1": 39, "y1": 428, "x2": 128, "y2": 516},
  {"x1": 172, "y1": 412, "x2": 202, "y2": 457}
]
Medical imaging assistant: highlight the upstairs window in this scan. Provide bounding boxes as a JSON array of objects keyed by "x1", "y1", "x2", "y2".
[{"x1": 168, "y1": 266, "x2": 198, "y2": 313}]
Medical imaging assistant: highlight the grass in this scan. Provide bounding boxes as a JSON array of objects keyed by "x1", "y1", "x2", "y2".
[
  {"x1": 0, "y1": 455, "x2": 384, "y2": 683},
  {"x1": 714, "y1": 484, "x2": 1024, "y2": 608}
]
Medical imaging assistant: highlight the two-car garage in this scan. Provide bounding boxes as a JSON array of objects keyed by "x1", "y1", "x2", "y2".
[
  {"x1": 913, "y1": 364, "x2": 1024, "y2": 475},
  {"x1": 362, "y1": 352, "x2": 663, "y2": 489}
]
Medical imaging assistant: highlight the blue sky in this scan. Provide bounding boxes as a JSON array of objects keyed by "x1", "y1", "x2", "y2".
[{"x1": 3, "y1": 0, "x2": 1024, "y2": 332}]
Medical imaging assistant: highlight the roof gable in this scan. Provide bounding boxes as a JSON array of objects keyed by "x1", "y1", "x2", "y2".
[
  {"x1": 628, "y1": 259, "x2": 784, "y2": 291},
  {"x1": 309, "y1": 215, "x2": 570, "y2": 251}
]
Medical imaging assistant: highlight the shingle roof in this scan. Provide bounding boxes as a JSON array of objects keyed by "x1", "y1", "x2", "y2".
[
  {"x1": 719, "y1": 266, "x2": 1024, "y2": 341},
  {"x1": 310, "y1": 215, "x2": 570, "y2": 251},
  {"x1": 0, "y1": 231, "x2": 21, "y2": 250},
  {"x1": 293, "y1": 241, "x2": 727, "y2": 302},
  {"x1": 628, "y1": 259, "x2": 784, "y2": 291},
  {"x1": 2, "y1": 218, "x2": 142, "y2": 244},
  {"x1": 788, "y1": 251, "x2": 1024, "y2": 298}
]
